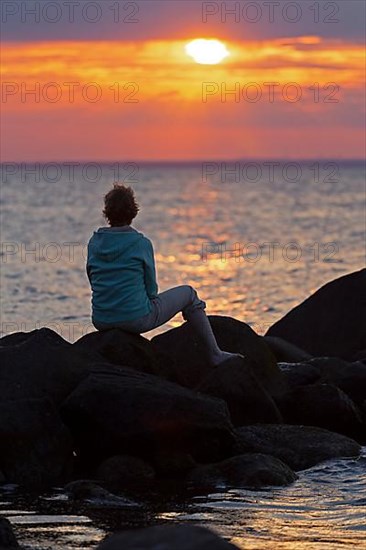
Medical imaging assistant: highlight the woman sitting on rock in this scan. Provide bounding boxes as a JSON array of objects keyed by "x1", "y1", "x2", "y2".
[{"x1": 86, "y1": 183, "x2": 243, "y2": 367}]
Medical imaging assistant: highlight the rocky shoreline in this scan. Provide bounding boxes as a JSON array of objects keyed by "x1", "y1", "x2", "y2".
[{"x1": 1, "y1": 269, "x2": 365, "y2": 549}]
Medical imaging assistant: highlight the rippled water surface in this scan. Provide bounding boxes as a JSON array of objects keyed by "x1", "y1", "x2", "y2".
[
  {"x1": 1, "y1": 161, "x2": 365, "y2": 340},
  {"x1": 1, "y1": 161, "x2": 365, "y2": 548},
  {"x1": 1, "y1": 449, "x2": 365, "y2": 549}
]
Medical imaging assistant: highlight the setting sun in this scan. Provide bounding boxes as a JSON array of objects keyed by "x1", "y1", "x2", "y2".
[{"x1": 185, "y1": 38, "x2": 230, "y2": 65}]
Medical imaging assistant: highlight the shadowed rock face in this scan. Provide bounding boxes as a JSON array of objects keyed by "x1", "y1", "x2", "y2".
[
  {"x1": 278, "y1": 362, "x2": 321, "y2": 389},
  {"x1": 186, "y1": 453, "x2": 297, "y2": 490},
  {"x1": 0, "y1": 398, "x2": 73, "y2": 488},
  {"x1": 61, "y1": 367, "x2": 236, "y2": 467},
  {"x1": 264, "y1": 336, "x2": 313, "y2": 363},
  {"x1": 0, "y1": 328, "x2": 110, "y2": 405},
  {"x1": 152, "y1": 315, "x2": 285, "y2": 396},
  {"x1": 197, "y1": 357, "x2": 283, "y2": 426},
  {"x1": 307, "y1": 357, "x2": 366, "y2": 406},
  {"x1": 96, "y1": 455, "x2": 156, "y2": 490},
  {"x1": 266, "y1": 268, "x2": 366, "y2": 360},
  {"x1": 74, "y1": 328, "x2": 173, "y2": 379},
  {"x1": 235, "y1": 425, "x2": 361, "y2": 471},
  {"x1": 0, "y1": 327, "x2": 68, "y2": 347},
  {"x1": 98, "y1": 524, "x2": 240, "y2": 550},
  {"x1": 0, "y1": 517, "x2": 19, "y2": 549},
  {"x1": 278, "y1": 384, "x2": 365, "y2": 442}
]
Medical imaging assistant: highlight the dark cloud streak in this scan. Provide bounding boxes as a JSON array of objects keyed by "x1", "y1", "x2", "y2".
[{"x1": 1, "y1": 0, "x2": 365, "y2": 42}]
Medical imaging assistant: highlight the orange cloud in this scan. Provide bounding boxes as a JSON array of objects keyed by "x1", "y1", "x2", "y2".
[{"x1": 1, "y1": 37, "x2": 365, "y2": 160}]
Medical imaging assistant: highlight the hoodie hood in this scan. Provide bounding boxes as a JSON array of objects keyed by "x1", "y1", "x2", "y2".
[{"x1": 88, "y1": 226, "x2": 144, "y2": 263}]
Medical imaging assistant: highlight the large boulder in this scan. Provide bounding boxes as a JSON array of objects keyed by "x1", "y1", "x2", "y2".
[
  {"x1": 187, "y1": 453, "x2": 297, "y2": 490},
  {"x1": 0, "y1": 327, "x2": 68, "y2": 347},
  {"x1": 98, "y1": 525, "x2": 239, "y2": 550},
  {"x1": 152, "y1": 316, "x2": 285, "y2": 396},
  {"x1": 266, "y1": 269, "x2": 366, "y2": 360},
  {"x1": 235, "y1": 424, "x2": 361, "y2": 471},
  {"x1": 0, "y1": 328, "x2": 110, "y2": 405},
  {"x1": 278, "y1": 362, "x2": 321, "y2": 390},
  {"x1": 279, "y1": 384, "x2": 365, "y2": 442},
  {"x1": 0, "y1": 398, "x2": 73, "y2": 488},
  {"x1": 264, "y1": 336, "x2": 312, "y2": 363},
  {"x1": 74, "y1": 329, "x2": 173, "y2": 379},
  {"x1": 61, "y1": 367, "x2": 236, "y2": 467},
  {"x1": 197, "y1": 357, "x2": 282, "y2": 426},
  {"x1": 307, "y1": 357, "x2": 366, "y2": 406}
]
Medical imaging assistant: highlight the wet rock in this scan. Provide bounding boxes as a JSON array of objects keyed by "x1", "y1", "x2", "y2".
[
  {"x1": 264, "y1": 336, "x2": 312, "y2": 363},
  {"x1": 279, "y1": 384, "x2": 365, "y2": 442},
  {"x1": 0, "y1": 517, "x2": 19, "y2": 549},
  {"x1": 187, "y1": 453, "x2": 297, "y2": 490},
  {"x1": 152, "y1": 315, "x2": 285, "y2": 396},
  {"x1": 0, "y1": 328, "x2": 108, "y2": 405},
  {"x1": 74, "y1": 328, "x2": 172, "y2": 379},
  {"x1": 278, "y1": 362, "x2": 321, "y2": 389},
  {"x1": 197, "y1": 357, "x2": 282, "y2": 426},
  {"x1": 98, "y1": 524, "x2": 239, "y2": 550},
  {"x1": 0, "y1": 398, "x2": 73, "y2": 489},
  {"x1": 96, "y1": 455, "x2": 155, "y2": 489},
  {"x1": 266, "y1": 269, "x2": 366, "y2": 360},
  {"x1": 235, "y1": 424, "x2": 361, "y2": 471},
  {"x1": 64, "y1": 480, "x2": 140, "y2": 508},
  {"x1": 307, "y1": 357, "x2": 366, "y2": 406},
  {"x1": 61, "y1": 367, "x2": 235, "y2": 467}
]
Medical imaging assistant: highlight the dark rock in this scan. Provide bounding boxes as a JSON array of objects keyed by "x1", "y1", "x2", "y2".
[
  {"x1": 264, "y1": 336, "x2": 312, "y2": 363},
  {"x1": 74, "y1": 328, "x2": 173, "y2": 379},
  {"x1": 152, "y1": 450, "x2": 197, "y2": 477},
  {"x1": 307, "y1": 357, "x2": 366, "y2": 406},
  {"x1": 266, "y1": 269, "x2": 366, "y2": 360},
  {"x1": 187, "y1": 453, "x2": 297, "y2": 490},
  {"x1": 65, "y1": 479, "x2": 105, "y2": 499},
  {"x1": 235, "y1": 424, "x2": 361, "y2": 471},
  {"x1": 0, "y1": 326, "x2": 67, "y2": 347},
  {"x1": 0, "y1": 517, "x2": 19, "y2": 548},
  {"x1": 279, "y1": 384, "x2": 365, "y2": 442},
  {"x1": 278, "y1": 362, "x2": 321, "y2": 389},
  {"x1": 61, "y1": 368, "x2": 235, "y2": 467},
  {"x1": 0, "y1": 398, "x2": 73, "y2": 488},
  {"x1": 97, "y1": 524, "x2": 239, "y2": 550},
  {"x1": 64, "y1": 480, "x2": 140, "y2": 508},
  {"x1": 351, "y1": 349, "x2": 366, "y2": 363},
  {"x1": 362, "y1": 400, "x2": 366, "y2": 419},
  {"x1": 152, "y1": 315, "x2": 285, "y2": 396},
  {"x1": 0, "y1": 328, "x2": 110, "y2": 405},
  {"x1": 96, "y1": 455, "x2": 155, "y2": 489},
  {"x1": 197, "y1": 357, "x2": 282, "y2": 426}
]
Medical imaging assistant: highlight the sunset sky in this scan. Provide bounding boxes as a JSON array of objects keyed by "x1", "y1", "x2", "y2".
[{"x1": 1, "y1": 0, "x2": 365, "y2": 161}]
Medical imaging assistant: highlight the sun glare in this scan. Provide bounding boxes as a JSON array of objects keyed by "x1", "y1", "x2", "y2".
[{"x1": 185, "y1": 39, "x2": 230, "y2": 65}]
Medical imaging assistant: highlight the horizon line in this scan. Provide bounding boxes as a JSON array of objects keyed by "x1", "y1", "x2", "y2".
[{"x1": 1, "y1": 158, "x2": 365, "y2": 165}]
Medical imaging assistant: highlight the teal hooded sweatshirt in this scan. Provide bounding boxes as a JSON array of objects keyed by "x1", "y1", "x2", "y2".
[{"x1": 86, "y1": 226, "x2": 158, "y2": 324}]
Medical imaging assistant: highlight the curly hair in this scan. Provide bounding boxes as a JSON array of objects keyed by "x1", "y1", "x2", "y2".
[{"x1": 103, "y1": 184, "x2": 140, "y2": 226}]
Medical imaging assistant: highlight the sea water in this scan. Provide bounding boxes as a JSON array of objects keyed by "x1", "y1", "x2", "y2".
[{"x1": 1, "y1": 160, "x2": 365, "y2": 341}]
